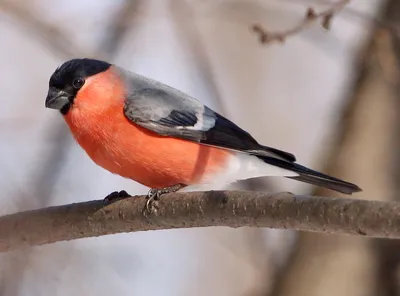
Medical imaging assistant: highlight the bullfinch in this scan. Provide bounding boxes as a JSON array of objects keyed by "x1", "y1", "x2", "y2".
[{"x1": 45, "y1": 58, "x2": 361, "y2": 203}]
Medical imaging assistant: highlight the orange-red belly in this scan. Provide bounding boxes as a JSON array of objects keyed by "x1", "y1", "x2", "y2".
[{"x1": 64, "y1": 103, "x2": 231, "y2": 188}]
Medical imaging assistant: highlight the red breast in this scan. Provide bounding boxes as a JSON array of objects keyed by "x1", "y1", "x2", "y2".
[{"x1": 63, "y1": 67, "x2": 232, "y2": 188}]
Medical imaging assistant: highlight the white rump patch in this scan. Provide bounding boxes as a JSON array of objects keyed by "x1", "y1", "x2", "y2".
[{"x1": 202, "y1": 152, "x2": 298, "y2": 185}]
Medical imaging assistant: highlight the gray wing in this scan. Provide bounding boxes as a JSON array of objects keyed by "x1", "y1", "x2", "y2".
[
  {"x1": 124, "y1": 87, "x2": 214, "y2": 142},
  {"x1": 122, "y1": 78, "x2": 296, "y2": 162}
]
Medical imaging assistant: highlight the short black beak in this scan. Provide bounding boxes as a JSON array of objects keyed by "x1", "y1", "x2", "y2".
[{"x1": 45, "y1": 88, "x2": 71, "y2": 110}]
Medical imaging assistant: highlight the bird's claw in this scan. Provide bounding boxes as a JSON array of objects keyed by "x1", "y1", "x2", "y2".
[
  {"x1": 147, "y1": 188, "x2": 159, "y2": 200},
  {"x1": 146, "y1": 189, "x2": 162, "y2": 212},
  {"x1": 145, "y1": 183, "x2": 186, "y2": 213},
  {"x1": 103, "y1": 190, "x2": 131, "y2": 206}
]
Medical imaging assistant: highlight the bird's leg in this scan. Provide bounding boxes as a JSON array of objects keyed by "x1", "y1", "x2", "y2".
[
  {"x1": 103, "y1": 190, "x2": 131, "y2": 206},
  {"x1": 146, "y1": 183, "x2": 186, "y2": 212}
]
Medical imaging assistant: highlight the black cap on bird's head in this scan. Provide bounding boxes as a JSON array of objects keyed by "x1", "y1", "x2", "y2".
[{"x1": 45, "y1": 58, "x2": 111, "y2": 114}]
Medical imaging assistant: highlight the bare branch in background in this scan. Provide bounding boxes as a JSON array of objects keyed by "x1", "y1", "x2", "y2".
[
  {"x1": 252, "y1": 0, "x2": 350, "y2": 44},
  {"x1": 0, "y1": 191, "x2": 399, "y2": 253},
  {"x1": 285, "y1": 0, "x2": 400, "y2": 40}
]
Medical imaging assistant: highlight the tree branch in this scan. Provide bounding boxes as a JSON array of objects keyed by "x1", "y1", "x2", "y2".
[
  {"x1": 0, "y1": 191, "x2": 399, "y2": 252},
  {"x1": 252, "y1": 0, "x2": 350, "y2": 44}
]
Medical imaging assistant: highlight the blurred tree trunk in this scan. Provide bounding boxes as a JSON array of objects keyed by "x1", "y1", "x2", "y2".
[
  {"x1": 268, "y1": 1, "x2": 400, "y2": 295},
  {"x1": 374, "y1": 1, "x2": 400, "y2": 295}
]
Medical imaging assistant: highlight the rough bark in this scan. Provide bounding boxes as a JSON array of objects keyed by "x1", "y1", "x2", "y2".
[{"x1": 0, "y1": 191, "x2": 399, "y2": 253}]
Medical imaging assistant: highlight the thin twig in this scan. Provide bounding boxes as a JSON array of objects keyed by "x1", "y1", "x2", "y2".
[
  {"x1": 252, "y1": 0, "x2": 350, "y2": 44},
  {"x1": 0, "y1": 190, "x2": 399, "y2": 253}
]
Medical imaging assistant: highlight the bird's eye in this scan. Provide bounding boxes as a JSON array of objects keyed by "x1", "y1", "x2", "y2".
[{"x1": 72, "y1": 77, "x2": 85, "y2": 89}]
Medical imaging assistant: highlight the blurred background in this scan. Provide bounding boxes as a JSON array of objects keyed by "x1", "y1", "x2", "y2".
[{"x1": 0, "y1": 0, "x2": 399, "y2": 295}]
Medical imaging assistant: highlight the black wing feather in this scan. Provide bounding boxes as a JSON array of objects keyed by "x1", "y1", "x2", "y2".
[
  {"x1": 200, "y1": 114, "x2": 296, "y2": 162},
  {"x1": 158, "y1": 110, "x2": 197, "y2": 127}
]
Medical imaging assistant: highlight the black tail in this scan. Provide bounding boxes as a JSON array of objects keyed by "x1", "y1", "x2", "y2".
[
  {"x1": 258, "y1": 155, "x2": 362, "y2": 195},
  {"x1": 288, "y1": 174, "x2": 361, "y2": 195}
]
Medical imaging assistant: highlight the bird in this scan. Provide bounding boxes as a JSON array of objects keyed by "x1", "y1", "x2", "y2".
[{"x1": 45, "y1": 58, "x2": 361, "y2": 204}]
